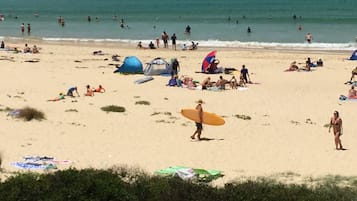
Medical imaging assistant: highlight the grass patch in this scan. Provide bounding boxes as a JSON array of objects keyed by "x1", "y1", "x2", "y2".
[
  {"x1": 101, "y1": 105, "x2": 126, "y2": 113},
  {"x1": 135, "y1": 100, "x2": 150, "y2": 105},
  {"x1": 234, "y1": 114, "x2": 252, "y2": 120},
  {"x1": 0, "y1": 107, "x2": 12, "y2": 112},
  {"x1": 17, "y1": 107, "x2": 45, "y2": 121},
  {"x1": 65, "y1": 109, "x2": 78, "y2": 112}
]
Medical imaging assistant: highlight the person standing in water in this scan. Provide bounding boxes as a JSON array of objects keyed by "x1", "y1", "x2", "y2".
[{"x1": 191, "y1": 99, "x2": 204, "y2": 140}]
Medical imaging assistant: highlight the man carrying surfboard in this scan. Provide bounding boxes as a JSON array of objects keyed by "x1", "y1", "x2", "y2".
[{"x1": 191, "y1": 99, "x2": 204, "y2": 140}]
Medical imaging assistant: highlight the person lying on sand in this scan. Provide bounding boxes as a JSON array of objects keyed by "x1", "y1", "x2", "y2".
[
  {"x1": 47, "y1": 93, "x2": 65, "y2": 101},
  {"x1": 93, "y1": 85, "x2": 105, "y2": 93}
]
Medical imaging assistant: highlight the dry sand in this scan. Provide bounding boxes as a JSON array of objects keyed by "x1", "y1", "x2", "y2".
[{"x1": 1, "y1": 40, "x2": 357, "y2": 183}]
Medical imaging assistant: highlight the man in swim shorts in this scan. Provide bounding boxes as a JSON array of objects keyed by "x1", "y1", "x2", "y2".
[{"x1": 191, "y1": 99, "x2": 204, "y2": 140}]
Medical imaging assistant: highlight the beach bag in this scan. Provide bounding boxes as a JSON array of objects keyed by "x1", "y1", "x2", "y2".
[{"x1": 339, "y1": 95, "x2": 347, "y2": 100}]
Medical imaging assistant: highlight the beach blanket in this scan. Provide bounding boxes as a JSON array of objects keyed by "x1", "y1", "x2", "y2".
[
  {"x1": 155, "y1": 166, "x2": 223, "y2": 182},
  {"x1": 11, "y1": 162, "x2": 57, "y2": 170},
  {"x1": 339, "y1": 95, "x2": 357, "y2": 101},
  {"x1": 11, "y1": 156, "x2": 72, "y2": 170}
]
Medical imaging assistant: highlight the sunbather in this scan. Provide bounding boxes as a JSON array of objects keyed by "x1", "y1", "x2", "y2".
[
  {"x1": 288, "y1": 61, "x2": 299, "y2": 71},
  {"x1": 216, "y1": 76, "x2": 228, "y2": 89},
  {"x1": 85, "y1": 85, "x2": 94, "y2": 96},
  {"x1": 229, "y1": 76, "x2": 238, "y2": 89},
  {"x1": 47, "y1": 93, "x2": 65, "y2": 101},
  {"x1": 348, "y1": 86, "x2": 357, "y2": 99},
  {"x1": 93, "y1": 85, "x2": 105, "y2": 93},
  {"x1": 201, "y1": 77, "x2": 212, "y2": 90}
]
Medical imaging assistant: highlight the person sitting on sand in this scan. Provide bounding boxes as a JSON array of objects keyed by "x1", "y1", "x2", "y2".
[
  {"x1": 216, "y1": 76, "x2": 228, "y2": 89},
  {"x1": 32, "y1": 45, "x2": 39, "y2": 54},
  {"x1": 0, "y1": 41, "x2": 5, "y2": 49},
  {"x1": 85, "y1": 85, "x2": 94, "y2": 96},
  {"x1": 189, "y1": 41, "x2": 198, "y2": 50},
  {"x1": 93, "y1": 85, "x2": 105, "y2": 93},
  {"x1": 23, "y1": 43, "x2": 31, "y2": 53},
  {"x1": 316, "y1": 58, "x2": 323, "y2": 67},
  {"x1": 207, "y1": 59, "x2": 219, "y2": 73},
  {"x1": 137, "y1": 41, "x2": 143, "y2": 49},
  {"x1": 348, "y1": 86, "x2": 357, "y2": 99},
  {"x1": 47, "y1": 93, "x2": 65, "y2": 102},
  {"x1": 238, "y1": 74, "x2": 247, "y2": 87},
  {"x1": 201, "y1": 77, "x2": 212, "y2": 90},
  {"x1": 66, "y1": 86, "x2": 80, "y2": 97},
  {"x1": 289, "y1": 61, "x2": 299, "y2": 71},
  {"x1": 149, "y1": 41, "x2": 156, "y2": 49},
  {"x1": 229, "y1": 76, "x2": 238, "y2": 89}
]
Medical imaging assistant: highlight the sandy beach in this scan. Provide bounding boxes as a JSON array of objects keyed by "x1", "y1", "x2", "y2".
[{"x1": 1, "y1": 40, "x2": 356, "y2": 183}]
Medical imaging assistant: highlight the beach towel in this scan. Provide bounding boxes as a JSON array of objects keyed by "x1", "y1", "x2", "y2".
[
  {"x1": 11, "y1": 162, "x2": 57, "y2": 170},
  {"x1": 155, "y1": 166, "x2": 223, "y2": 182}
]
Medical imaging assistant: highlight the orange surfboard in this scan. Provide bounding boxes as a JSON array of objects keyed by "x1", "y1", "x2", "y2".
[{"x1": 181, "y1": 109, "x2": 225, "y2": 126}]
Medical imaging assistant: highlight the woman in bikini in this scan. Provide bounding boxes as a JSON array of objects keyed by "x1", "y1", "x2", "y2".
[{"x1": 328, "y1": 111, "x2": 344, "y2": 150}]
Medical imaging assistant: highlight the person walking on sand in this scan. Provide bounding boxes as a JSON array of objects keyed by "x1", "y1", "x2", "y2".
[
  {"x1": 191, "y1": 99, "x2": 204, "y2": 140},
  {"x1": 329, "y1": 111, "x2": 344, "y2": 150}
]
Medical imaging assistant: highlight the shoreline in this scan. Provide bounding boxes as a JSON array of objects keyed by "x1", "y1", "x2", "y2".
[{"x1": 1, "y1": 36, "x2": 354, "y2": 55}]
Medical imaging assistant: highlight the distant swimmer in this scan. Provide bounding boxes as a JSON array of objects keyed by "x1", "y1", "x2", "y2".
[
  {"x1": 185, "y1": 25, "x2": 191, "y2": 34},
  {"x1": 87, "y1": 16, "x2": 91, "y2": 22},
  {"x1": 20, "y1": 23, "x2": 25, "y2": 33},
  {"x1": 298, "y1": 24, "x2": 302, "y2": 31},
  {"x1": 305, "y1": 33, "x2": 313, "y2": 43},
  {"x1": 247, "y1": 26, "x2": 251, "y2": 33}
]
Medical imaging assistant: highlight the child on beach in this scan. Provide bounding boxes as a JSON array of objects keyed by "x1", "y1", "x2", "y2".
[
  {"x1": 85, "y1": 85, "x2": 94, "y2": 96},
  {"x1": 47, "y1": 93, "x2": 65, "y2": 102}
]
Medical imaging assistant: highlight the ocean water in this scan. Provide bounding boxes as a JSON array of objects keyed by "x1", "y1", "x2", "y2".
[{"x1": 0, "y1": 0, "x2": 357, "y2": 50}]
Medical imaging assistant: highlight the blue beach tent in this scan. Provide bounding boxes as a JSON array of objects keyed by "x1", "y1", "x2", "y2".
[
  {"x1": 114, "y1": 56, "x2": 143, "y2": 74},
  {"x1": 350, "y1": 50, "x2": 357, "y2": 60}
]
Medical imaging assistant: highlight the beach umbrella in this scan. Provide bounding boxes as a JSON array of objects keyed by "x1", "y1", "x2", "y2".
[{"x1": 201, "y1": 50, "x2": 216, "y2": 72}]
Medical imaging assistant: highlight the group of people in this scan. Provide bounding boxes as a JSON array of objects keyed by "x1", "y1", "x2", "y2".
[
  {"x1": 288, "y1": 57, "x2": 323, "y2": 71},
  {"x1": 48, "y1": 85, "x2": 105, "y2": 102},
  {"x1": 20, "y1": 23, "x2": 31, "y2": 34},
  {"x1": 167, "y1": 65, "x2": 251, "y2": 90},
  {"x1": 23, "y1": 43, "x2": 40, "y2": 54}
]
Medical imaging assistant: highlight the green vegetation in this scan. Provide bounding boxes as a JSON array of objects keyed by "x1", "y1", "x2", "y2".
[
  {"x1": 17, "y1": 107, "x2": 45, "y2": 121},
  {"x1": 234, "y1": 114, "x2": 251, "y2": 120},
  {"x1": 101, "y1": 105, "x2": 126, "y2": 113},
  {"x1": 0, "y1": 168, "x2": 357, "y2": 201},
  {"x1": 65, "y1": 109, "x2": 78, "y2": 112},
  {"x1": 135, "y1": 100, "x2": 150, "y2": 105}
]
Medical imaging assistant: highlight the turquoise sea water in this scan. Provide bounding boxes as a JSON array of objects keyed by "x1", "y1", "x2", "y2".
[{"x1": 0, "y1": 0, "x2": 357, "y2": 49}]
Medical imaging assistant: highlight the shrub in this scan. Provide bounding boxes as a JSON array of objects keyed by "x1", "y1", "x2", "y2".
[
  {"x1": 101, "y1": 105, "x2": 126, "y2": 113},
  {"x1": 17, "y1": 107, "x2": 45, "y2": 121},
  {"x1": 135, "y1": 101, "x2": 150, "y2": 105}
]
